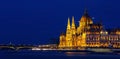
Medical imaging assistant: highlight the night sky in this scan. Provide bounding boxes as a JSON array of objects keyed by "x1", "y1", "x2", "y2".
[{"x1": 0, "y1": 0, "x2": 120, "y2": 45}]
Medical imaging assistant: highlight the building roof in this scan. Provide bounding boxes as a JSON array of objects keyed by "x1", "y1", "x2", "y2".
[{"x1": 80, "y1": 9, "x2": 93, "y2": 22}]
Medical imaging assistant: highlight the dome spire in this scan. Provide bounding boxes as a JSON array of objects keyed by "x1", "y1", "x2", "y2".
[{"x1": 84, "y1": 8, "x2": 88, "y2": 15}]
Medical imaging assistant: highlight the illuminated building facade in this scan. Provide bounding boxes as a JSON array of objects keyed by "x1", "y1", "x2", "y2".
[{"x1": 59, "y1": 10, "x2": 120, "y2": 48}]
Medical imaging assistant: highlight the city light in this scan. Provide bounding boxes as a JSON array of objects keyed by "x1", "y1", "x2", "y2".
[{"x1": 59, "y1": 9, "x2": 120, "y2": 48}]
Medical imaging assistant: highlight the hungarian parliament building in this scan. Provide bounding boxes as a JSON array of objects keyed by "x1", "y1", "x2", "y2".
[{"x1": 59, "y1": 10, "x2": 120, "y2": 48}]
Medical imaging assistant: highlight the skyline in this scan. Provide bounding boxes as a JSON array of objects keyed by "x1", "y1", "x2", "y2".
[
  {"x1": 59, "y1": 9, "x2": 120, "y2": 48},
  {"x1": 0, "y1": 0, "x2": 120, "y2": 44}
]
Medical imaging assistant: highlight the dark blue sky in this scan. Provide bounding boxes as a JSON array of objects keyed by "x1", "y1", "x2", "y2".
[{"x1": 0, "y1": 0, "x2": 120, "y2": 44}]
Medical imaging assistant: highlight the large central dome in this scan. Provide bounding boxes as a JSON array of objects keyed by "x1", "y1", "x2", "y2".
[
  {"x1": 77, "y1": 9, "x2": 93, "y2": 34},
  {"x1": 80, "y1": 9, "x2": 93, "y2": 24}
]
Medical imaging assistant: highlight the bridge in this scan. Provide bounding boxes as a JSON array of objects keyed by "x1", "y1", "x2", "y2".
[{"x1": 0, "y1": 44, "x2": 36, "y2": 50}]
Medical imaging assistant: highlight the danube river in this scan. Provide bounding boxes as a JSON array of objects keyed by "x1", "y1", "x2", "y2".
[{"x1": 0, "y1": 50, "x2": 120, "y2": 59}]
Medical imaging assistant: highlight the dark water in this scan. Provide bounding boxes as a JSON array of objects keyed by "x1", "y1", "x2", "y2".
[{"x1": 0, "y1": 50, "x2": 120, "y2": 59}]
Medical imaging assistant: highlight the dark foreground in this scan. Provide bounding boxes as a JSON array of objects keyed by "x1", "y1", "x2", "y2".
[{"x1": 0, "y1": 50, "x2": 120, "y2": 59}]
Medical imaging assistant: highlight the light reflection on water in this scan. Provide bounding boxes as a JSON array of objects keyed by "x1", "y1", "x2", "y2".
[
  {"x1": 117, "y1": 53, "x2": 120, "y2": 55},
  {"x1": 65, "y1": 52, "x2": 87, "y2": 56},
  {"x1": 0, "y1": 50, "x2": 120, "y2": 59}
]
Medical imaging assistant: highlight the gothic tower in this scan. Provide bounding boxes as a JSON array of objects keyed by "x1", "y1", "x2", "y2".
[
  {"x1": 66, "y1": 17, "x2": 72, "y2": 47},
  {"x1": 71, "y1": 16, "x2": 76, "y2": 35},
  {"x1": 71, "y1": 16, "x2": 77, "y2": 46}
]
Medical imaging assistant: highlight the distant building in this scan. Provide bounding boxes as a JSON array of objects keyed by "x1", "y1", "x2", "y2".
[{"x1": 59, "y1": 9, "x2": 120, "y2": 48}]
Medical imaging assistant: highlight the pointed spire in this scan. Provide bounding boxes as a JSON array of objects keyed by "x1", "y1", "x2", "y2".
[
  {"x1": 84, "y1": 8, "x2": 88, "y2": 14},
  {"x1": 71, "y1": 16, "x2": 76, "y2": 35},
  {"x1": 67, "y1": 17, "x2": 71, "y2": 29},
  {"x1": 72, "y1": 16, "x2": 75, "y2": 28}
]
